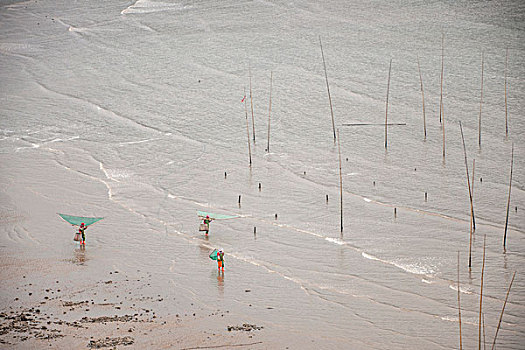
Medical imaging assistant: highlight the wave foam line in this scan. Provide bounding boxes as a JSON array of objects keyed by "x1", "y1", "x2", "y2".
[{"x1": 362, "y1": 252, "x2": 435, "y2": 276}]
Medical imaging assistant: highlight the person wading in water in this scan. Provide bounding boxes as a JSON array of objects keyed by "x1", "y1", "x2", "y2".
[
  {"x1": 217, "y1": 248, "x2": 224, "y2": 272},
  {"x1": 79, "y1": 223, "x2": 87, "y2": 245}
]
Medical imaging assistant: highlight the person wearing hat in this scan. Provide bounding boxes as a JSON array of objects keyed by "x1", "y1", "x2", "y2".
[
  {"x1": 79, "y1": 223, "x2": 87, "y2": 245},
  {"x1": 203, "y1": 215, "x2": 213, "y2": 235},
  {"x1": 217, "y1": 248, "x2": 224, "y2": 271}
]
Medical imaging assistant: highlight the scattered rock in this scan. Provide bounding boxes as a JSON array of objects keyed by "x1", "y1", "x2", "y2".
[
  {"x1": 80, "y1": 315, "x2": 133, "y2": 323},
  {"x1": 88, "y1": 336, "x2": 134, "y2": 348},
  {"x1": 227, "y1": 324, "x2": 263, "y2": 332}
]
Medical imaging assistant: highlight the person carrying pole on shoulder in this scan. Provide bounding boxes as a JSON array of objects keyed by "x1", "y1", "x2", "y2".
[{"x1": 203, "y1": 215, "x2": 212, "y2": 235}]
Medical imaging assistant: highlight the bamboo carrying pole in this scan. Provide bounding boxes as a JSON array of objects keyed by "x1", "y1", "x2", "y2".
[
  {"x1": 385, "y1": 59, "x2": 392, "y2": 149},
  {"x1": 459, "y1": 122, "x2": 476, "y2": 267},
  {"x1": 243, "y1": 88, "x2": 252, "y2": 166},
  {"x1": 479, "y1": 51, "x2": 484, "y2": 148},
  {"x1": 505, "y1": 48, "x2": 508, "y2": 138},
  {"x1": 504, "y1": 143, "x2": 514, "y2": 249},
  {"x1": 249, "y1": 64, "x2": 256, "y2": 142},
  {"x1": 267, "y1": 71, "x2": 272, "y2": 153},
  {"x1": 417, "y1": 55, "x2": 427, "y2": 140},
  {"x1": 491, "y1": 271, "x2": 516, "y2": 350},
  {"x1": 457, "y1": 251, "x2": 463, "y2": 350},
  {"x1": 479, "y1": 234, "x2": 486, "y2": 350},
  {"x1": 439, "y1": 32, "x2": 444, "y2": 124},
  {"x1": 337, "y1": 129, "x2": 343, "y2": 233},
  {"x1": 319, "y1": 36, "x2": 336, "y2": 142}
]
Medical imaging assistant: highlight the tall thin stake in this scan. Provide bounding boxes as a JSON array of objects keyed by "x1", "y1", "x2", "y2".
[
  {"x1": 417, "y1": 55, "x2": 427, "y2": 140},
  {"x1": 479, "y1": 51, "x2": 484, "y2": 148},
  {"x1": 244, "y1": 88, "x2": 252, "y2": 166},
  {"x1": 460, "y1": 122, "x2": 476, "y2": 267},
  {"x1": 504, "y1": 143, "x2": 514, "y2": 249},
  {"x1": 505, "y1": 48, "x2": 508, "y2": 138},
  {"x1": 472, "y1": 159, "x2": 476, "y2": 204},
  {"x1": 479, "y1": 234, "x2": 486, "y2": 350},
  {"x1": 439, "y1": 32, "x2": 444, "y2": 124},
  {"x1": 442, "y1": 95, "x2": 446, "y2": 159},
  {"x1": 483, "y1": 312, "x2": 486, "y2": 350},
  {"x1": 319, "y1": 36, "x2": 336, "y2": 142},
  {"x1": 337, "y1": 129, "x2": 343, "y2": 233},
  {"x1": 491, "y1": 271, "x2": 516, "y2": 350},
  {"x1": 385, "y1": 58, "x2": 392, "y2": 149},
  {"x1": 457, "y1": 251, "x2": 463, "y2": 350},
  {"x1": 267, "y1": 71, "x2": 273, "y2": 153},
  {"x1": 249, "y1": 64, "x2": 256, "y2": 142}
]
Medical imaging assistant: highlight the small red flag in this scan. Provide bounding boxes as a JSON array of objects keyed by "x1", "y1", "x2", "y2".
[{"x1": 241, "y1": 95, "x2": 246, "y2": 103}]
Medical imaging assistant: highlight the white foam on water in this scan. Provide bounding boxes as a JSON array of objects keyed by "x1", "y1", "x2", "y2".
[
  {"x1": 325, "y1": 237, "x2": 345, "y2": 245},
  {"x1": 363, "y1": 198, "x2": 372, "y2": 202},
  {"x1": 362, "y1": 252, "x2": 435, "y2": 276},
  {"x1": 449, "y1": 284, "x2": 474, "y2": 295},
  {"x1": 118, "y1": 138, "x2": 159, "y2": 146},
  {"x1": 121, "y1": 0, "x2": 188, "y2": 15}
]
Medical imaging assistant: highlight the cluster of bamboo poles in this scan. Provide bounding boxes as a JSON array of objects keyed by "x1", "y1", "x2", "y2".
[
  {"x1": 457, "y1": 242, "x2": 517, "y2": 350},
  {"x1": 242, "y1": 36, "x2": 515, "y2": 242},
  {"x1": 241, "y1": 35, "x2": 517, "y2": 348}
]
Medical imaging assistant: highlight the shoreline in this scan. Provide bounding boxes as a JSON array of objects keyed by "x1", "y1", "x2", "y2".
[{"x1": 0, "y1": 152, "x2": 276, "y2": 349}]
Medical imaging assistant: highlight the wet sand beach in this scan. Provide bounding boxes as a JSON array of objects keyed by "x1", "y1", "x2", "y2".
[{"x1": 1, "y1": 0, "x2": 524, "y2": 349}]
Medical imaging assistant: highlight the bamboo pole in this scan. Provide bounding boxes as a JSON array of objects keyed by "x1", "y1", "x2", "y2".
[
  {"x1": 472, "y1": 159, "x2": 475, "y2": 204},
  {"x1": 249, "y1": 64, "x2": 256, "y2": 142},
  {"x1": 460, "y1": 122, "x2": 476, "y2": 267},
  {"x1": 504, "y1": 143, "x2": 514, "y2": 249},
  {"x1": 479, "y1": 51, "x2": 484, "y2": 148},
  {"x1": 417, "y1": 55, "x2": 427, "y2": 140},
  {"x1": 505, "y1": 48, "x2": 508, "y2": 138},
  {"x1": 442, "y1": 94, "x2": 446, "y2": 159},
  {"x1": 457, "y1": 251, "x2": 463, "y2": 350},
  {"x1": 385, "y1": 58, "x2": 392, "y2": 149},
  {"x1": 491, "y1": 271, "x2": 516, "y2": 350},
  {"x1": 244, "y1": 88, "x2": 252, "y2": 166},
  {"x1": 267, "y1": 71, "x2": 272, "y2": 153},
  {"x1": 483, "y1": 312, "x2": 486, "y2": 350},
  {"x1": 337, "y1": 129, "x2": 343, "y2": 233},
  {"x1": 319, "y1": 36, "x2": 336, "y2": 142},
  {"x1": 479, "y1": 234, "x2": 486, "y2": 350},
  {"x1": 470, "y1": 158, "x2": 476, "y2": 235},
  {"x1": 439, "y1": 32, "x2": 444, "y2": 124}
]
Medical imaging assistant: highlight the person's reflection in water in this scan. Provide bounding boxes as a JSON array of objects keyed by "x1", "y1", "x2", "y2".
[
  {"x1": 216, "y1": 270, "x2": 224, "y2": 296},
  {"x1": 73, "y1": 245, "x2": 87, "y2": 265}
]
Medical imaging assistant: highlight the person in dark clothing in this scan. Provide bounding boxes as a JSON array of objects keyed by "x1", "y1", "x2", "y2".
[{"x1": 79, "y1": 223, "x2": 87, "y2": 245}]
